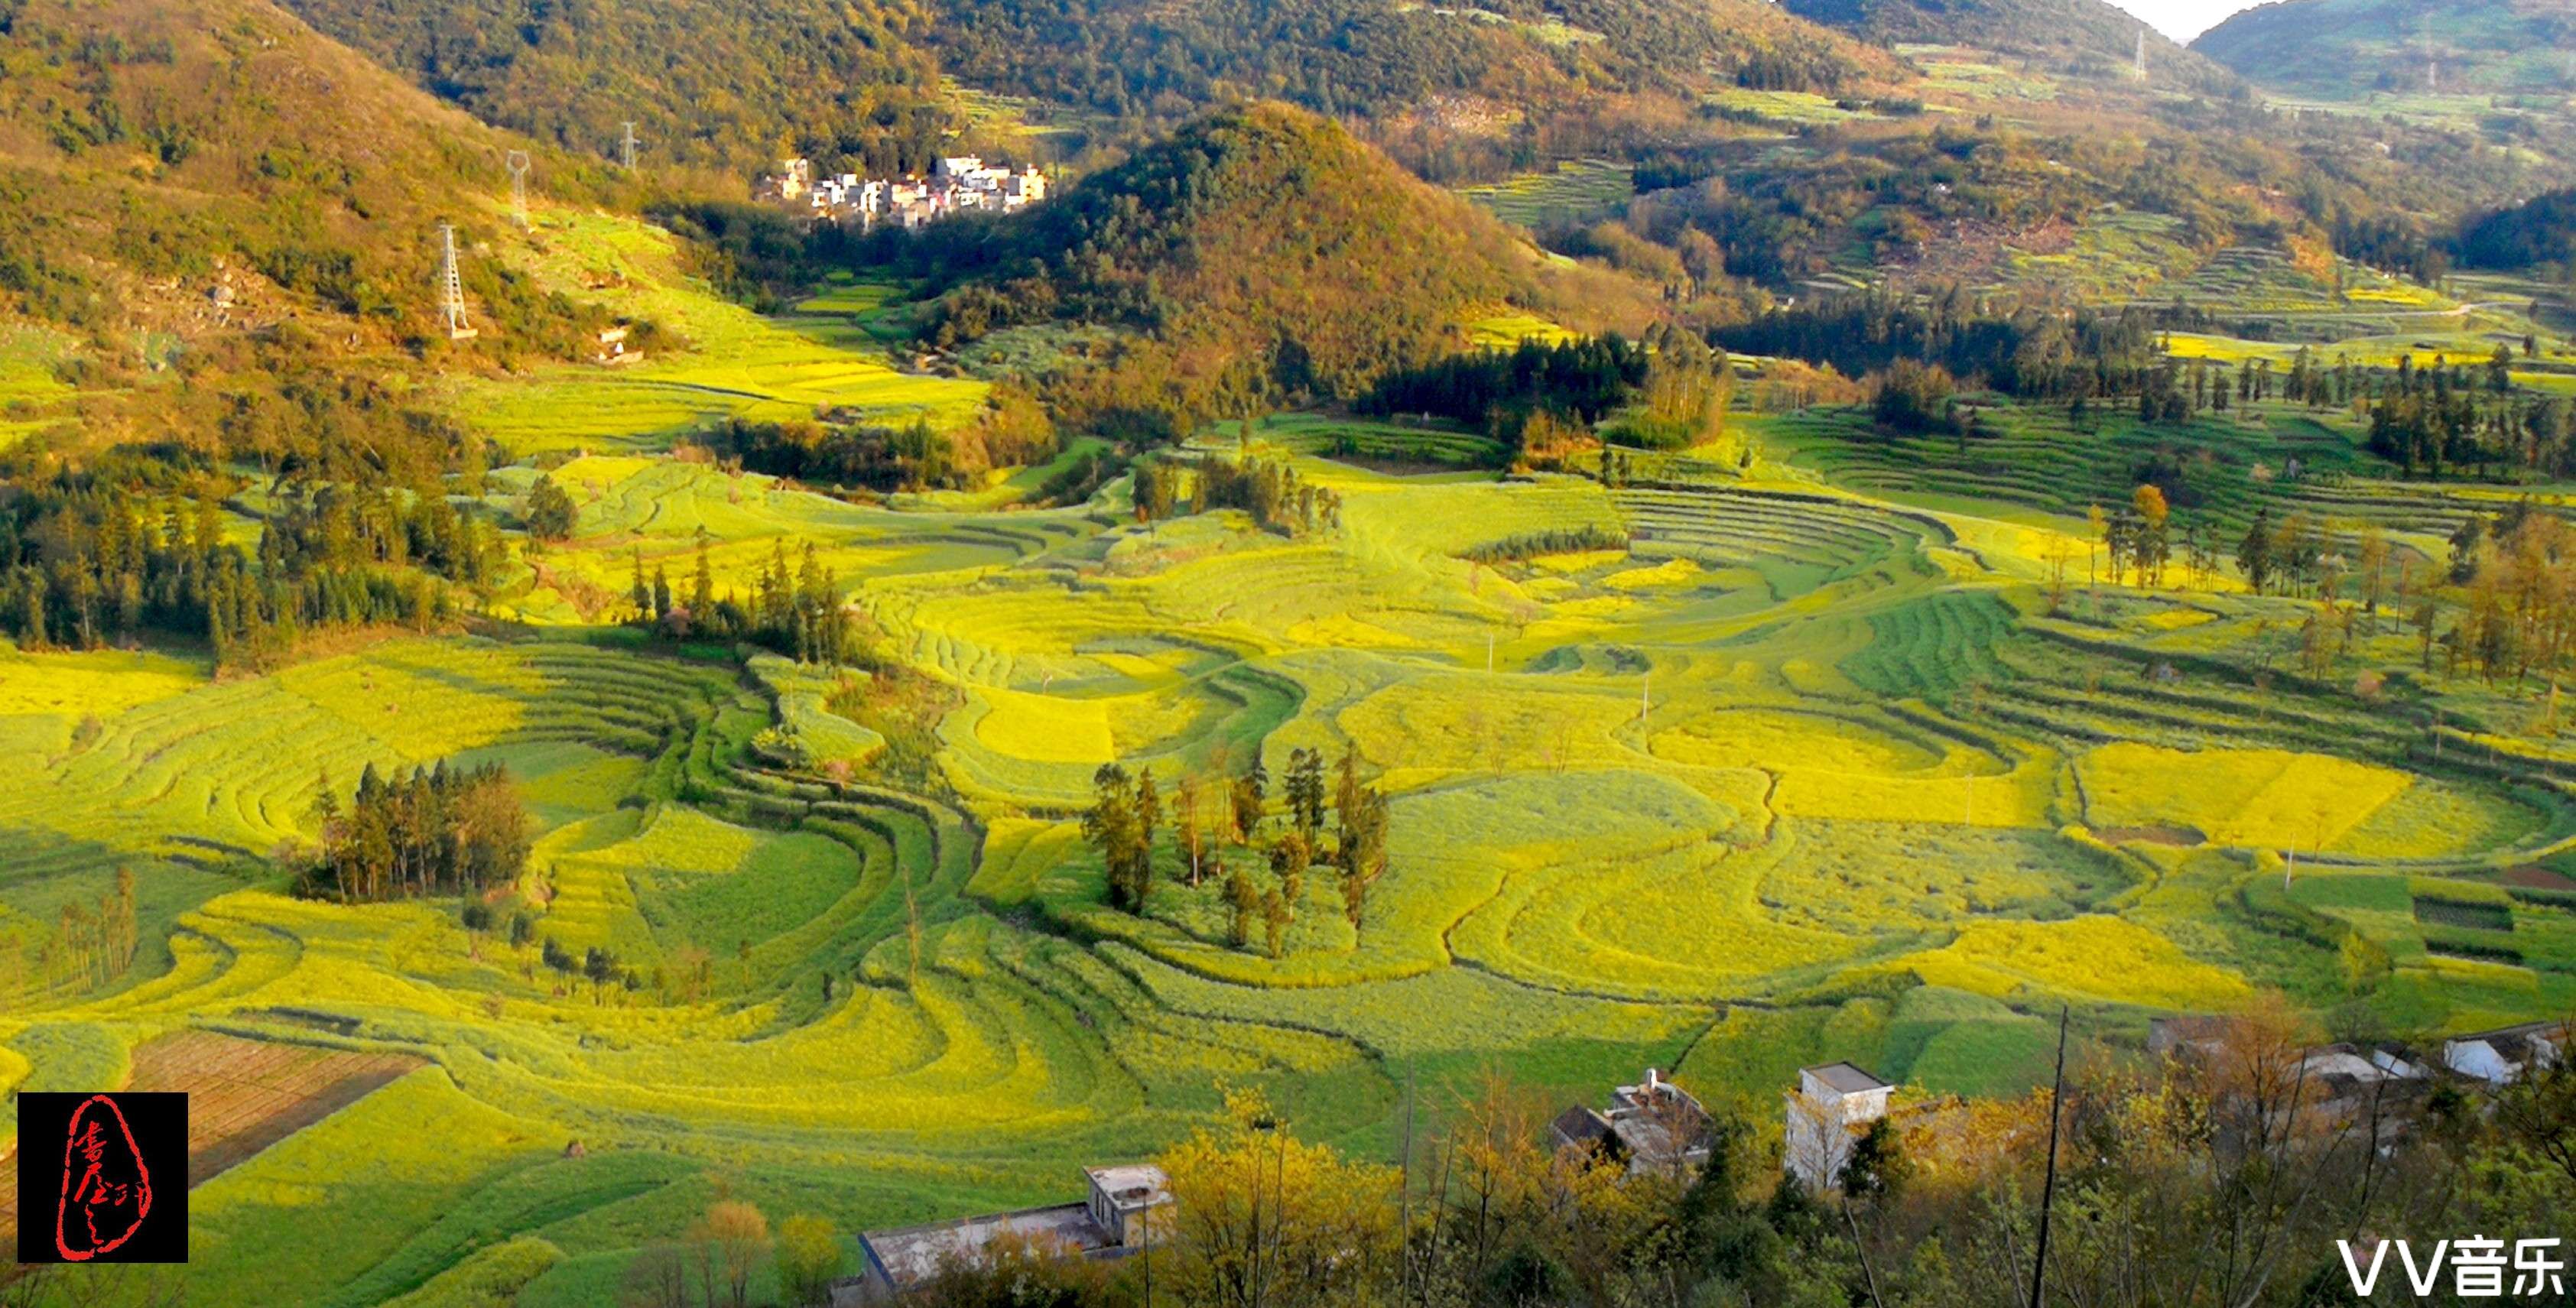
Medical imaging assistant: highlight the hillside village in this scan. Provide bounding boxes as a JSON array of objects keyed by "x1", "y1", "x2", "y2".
[
  {"x1": 823, "y1": 1024, "x2": 2570, "y2": 1302},
  {"x1": 755, "y1": 154, "x2": 1049, "y2": 229}
]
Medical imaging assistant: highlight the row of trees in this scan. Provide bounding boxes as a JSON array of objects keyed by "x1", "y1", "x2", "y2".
[
  {"x1": 299, "y1": 761, "x2": 530, "y2": 903},
  {"x1": 1081, "y1": 747, "x2": 1391, "y2": 953}
]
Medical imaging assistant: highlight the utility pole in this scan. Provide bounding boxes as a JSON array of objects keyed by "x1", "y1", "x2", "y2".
[
  {"x1": 505, "y1": 151, "x2": 531, "y2": 230},
  {"x1": 2030, "y1": 1005, "x2": 2070, "y2": 1308},
  {"x1": 437, "y1": 222, "x2": 476, "y2": 340}
]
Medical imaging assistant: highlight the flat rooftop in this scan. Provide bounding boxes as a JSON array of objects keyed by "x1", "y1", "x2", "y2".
[
  {"x1": 862, "y1": 1203, "x2": 1112, "y2": 1290},
  {"x1": 1804, "y1": 1062, "x2": 1890, "y2": 1094}
]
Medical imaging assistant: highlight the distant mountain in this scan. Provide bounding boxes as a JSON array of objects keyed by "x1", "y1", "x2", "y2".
[
  {"x1": 2194, "y1": 0, "x2": 2576, "y2": 99},
  {"x1": 274, "y1": 0, "x2": 957, "y2": 174},
  {"x1": 911, "y1": 102, "x2": 1632, "y2": 424},
  {"x1": 1785, "y1": 0, "x2": 2240, "y2": 93},
  {"x1": 927, "y1": 0, "x2": 1904, "y2": 180}
]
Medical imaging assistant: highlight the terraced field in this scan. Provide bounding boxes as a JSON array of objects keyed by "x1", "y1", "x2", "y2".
[{"x1": 8, "y1": 364, "x2": 2575, "y2": 1304}]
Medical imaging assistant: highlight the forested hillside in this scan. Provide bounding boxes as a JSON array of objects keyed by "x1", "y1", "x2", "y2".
[
  {"x1": 274, "y1": 0, "x2": 957, "y2": 174},
  {"x1": 926, "y1": 0, "x2": 1900, "y2": 180},
  {"x1": 886, "y1": 102, "x2": 1639, "y2": 427}
]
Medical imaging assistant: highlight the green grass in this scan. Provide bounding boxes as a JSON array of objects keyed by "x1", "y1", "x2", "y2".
[{"x1": 446, "y1": 211, "x2": 988, "y2": 454}]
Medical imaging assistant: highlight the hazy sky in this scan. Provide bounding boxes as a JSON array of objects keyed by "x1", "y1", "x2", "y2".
[{"x1": 2110, "y1": 0, "x2": 2263, "y2": 43}]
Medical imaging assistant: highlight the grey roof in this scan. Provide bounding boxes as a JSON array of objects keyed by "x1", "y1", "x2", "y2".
[
  {"x1": 1551, "y1": 1105, "x2": 1613, "y2": 1147},
  {"x1": 1804, "y1": 1062, "x2": 1890, "y2": 1093}
]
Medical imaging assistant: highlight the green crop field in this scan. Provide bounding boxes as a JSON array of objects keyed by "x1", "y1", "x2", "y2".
[
  {"x1": 11, "y1": 231, "x2": 2576, "y2": 1306},
  {"x1": 1456, "y1": 159, "x2": 1636, "y2": 230}
]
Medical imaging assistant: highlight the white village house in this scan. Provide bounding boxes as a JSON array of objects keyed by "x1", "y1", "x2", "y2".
[
  {"x1": 2441, "y1": 1020, "x2": 2564, "y2": 1085},
  {"x1": 1782, "y1": 1061, "x2": 1892, "y2": 1191},
  {"x1": 758, "y1": 154, "x2": 1048, "y2": 232}
]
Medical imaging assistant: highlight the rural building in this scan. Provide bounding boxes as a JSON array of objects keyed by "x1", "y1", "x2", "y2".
[
  {"x1": 1549, "y1": 1068, "x2": 1712, "y2": 1176},
  {"x1": 756, "y1": 154, "x2": 1048, "y2": 232},
  {"x1": 2441, "y1": 1021, "x2": 2565, "y2": 1084},
  {"x1": 592, "y1": 326, "x2": 641, "y2": 368},
  {"x1": 1783, "y1": 1062, "x2": 1892, "y2": 1191},
  {"x1": 836, "y1": 1164, "x2": 1171, "y2": 1303}
]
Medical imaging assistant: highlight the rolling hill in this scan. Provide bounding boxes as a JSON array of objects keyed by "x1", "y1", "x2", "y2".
[
  {"x1": 0, "y1": 0, "x2": 609, "y2": 355},
  {"x1": 2195, "y1": 0, "x2": 2576, "y2": 99},
  {"x1": 910, "y1": 101, "x2": 1644, "y2": 422},
  {"x1": 1782, "y1": 0, "x2": 2242, "y2": 93}
]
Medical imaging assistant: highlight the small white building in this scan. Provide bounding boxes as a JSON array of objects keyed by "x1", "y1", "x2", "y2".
[
  {"x1": 2442, "y1": 1021, "x2": 2565, "y2": 1085},
  {"x1": 1081, "y1": 1163, "x2": 1172, "y2": 1246},
  {"x1": 1783, "y1": 1062, "x2": 1892, "y2": 1192}
]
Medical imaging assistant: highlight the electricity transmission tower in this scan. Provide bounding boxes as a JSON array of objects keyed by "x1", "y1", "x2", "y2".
[
  {"x1": 2134, "y1": 28, "x2": 2147, "y2": 80},
  {"x1": 619, "y1": 122, "x2": 641, "y2": 171},
  {"x1": 438, "y1": 222, "x2": 477, "y2": 340},
  {"x1": 2422, "y1": 13, "x2": 2437, "y2": 92},
  {"x1": 505, "y1": 151, "x2": 531, "y2": 230}
]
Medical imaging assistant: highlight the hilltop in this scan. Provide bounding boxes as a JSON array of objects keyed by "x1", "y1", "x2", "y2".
[
  {"x1": 0, "y1": 0, "x2": 616, "y2": 362},
  {"x1": 276, "y1": 0, "x2": 957, "y2": 174},
  {"x1": 1785, "y1": 0, "x2": 2240, "y2": 92},
  {"x1": 902, "y1": 102, "x2": 1642, "y2": 425},
  {"x1": 2195, "y1": 0, "x2": 2576, "y2": 99}
]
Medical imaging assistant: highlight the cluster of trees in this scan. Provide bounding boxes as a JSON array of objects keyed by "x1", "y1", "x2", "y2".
[
  {"x1": 1135, "y1": 450, "x2": 1344, "y2": 536},
  {"x1": 1722, "y1": 292, "x2": 2159, "y2": 402},
  {"x1": 0, "y1": 868, "x2": 141, "y2": 1001},
  {"x1": 2363, "y1": 352, "x2": 2574, "y2": 480},
  {"x1": 0, "y1": 470, "x2": 474, "y2": 670},
  {"x1": 619, "y1": 1197, "x2": 846, "y2": 1308},
  {"x1": 1358, "y1": 336, "x2": 1649, "y2": 435},
  {"x1": 874, "y1": 1006, "x2": 2576, "y2": 1308},
  {"x1": 2439, "y1": 504, "x2": 2576, "y2": 688},
  {"x1": 300, "y1": 761, "x2": 531, "y2": 903},
  {"x1": 711, "y1": 417, "x2": 977, "y2": 494},
  {"x1": 625, "y1": 534, "x2": 858, "y2": 667},
  {"x1": 1080, "y1": 747, "x2": 1390, "y2": 954}
]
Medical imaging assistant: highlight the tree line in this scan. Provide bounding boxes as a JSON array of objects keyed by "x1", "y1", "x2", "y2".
[
  {"x1": 1720, "y1": 291, "x2": 2161, "y2": 403},
  {"x1": 0, "y1": 469, "x2": 482, "y2": 670}
]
